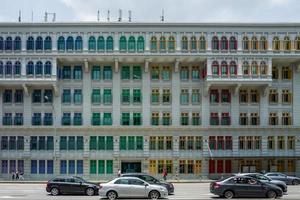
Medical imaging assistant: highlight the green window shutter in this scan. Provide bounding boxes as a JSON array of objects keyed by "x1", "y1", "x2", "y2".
[
  {"x1": 133, "y1": 66, "x2": 141, "y2": 79},
  {"x1": 106, "y1": 136, "x2": 113, "y2": 150},
  {"x1": 128, "y1": 136, "x2": 135, "y2": 150},
  {"x1": 121, "y1": 89, "x2": 130, "y2": 103},
  {"x1": 128, "y1": 36, "x2": 136, "y2": 52},
  {"x1": 136, "y1": 136, "x2": 143, "y2": 150},
  {"x1": 133, "y1": 89, "x2": 141, "y2": 103},
  {"x1": 98, "y1": 160, "x2": 105, "y2": 174},
  {"x1": 76, "y1": 136, "x2": 83, "y2": 150},
  {"x1": 121, "y1": 113, "x2": 130, "y2": 125},
  {"x1": 119, "y1": 36, "x2": 127, "y2": 51},
  {"x1": 68, "y1": 136, "x2": 75, "y2": 150},
  {"x1": 133, "y1": 113, "x2": 142, "y2": 126},
  {"x1": 92, "y1": 89, "x2": 101, "y2": 104},
  {"x1": 90, "y1": 136, "x2": 97, "y2": 150},
  {"x1": 97, "y1": 36, "x2": 105, "y2": 51},
  {"x1": 103, "y1": 113, "x2": 112, "y2": 125},
  {"x1": 92, "y1": 113, "x2": 101, "y2": 126},
  {"x1": 121, "y1": 66, "x2": 130, "y2": 80},
  {"x1": 103, "y1": 66, "x2": 112, "y2": 80},
  {"x1": 98, "y1": 136, "x2": 105, "y2": 150},
  {"x1": 103, "y1": 89, "x2": 112, "y2": 104},
  {"x1": 73, "y1": 66, "x2": 82, "y2": 80},
  {"x1": 90, "y1": 160, "x2": 97, "y2": 174},
  {"x1": 106, "y1": 160, "x2": 113, "y2": 174},
  {"x1": 92, "y1": 66, "x2": 100, "y2": 80},
  {"x1": 137, "y1": 37, "x2": 144, "y2": 52},
  {"x1": 120, "y1": 136, "x2": 127, "y2": 150},
  {"x1": 60, "y1": 136, "x2": 67, "y2": 150}
]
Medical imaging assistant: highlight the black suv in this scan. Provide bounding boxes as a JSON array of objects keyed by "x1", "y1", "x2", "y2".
[
  {"x1": 46, "y1": 176, "x2": 99, "y2": 196},
  {"x1": 121, "y1": 173, "x2": 174, "y2": 194}
]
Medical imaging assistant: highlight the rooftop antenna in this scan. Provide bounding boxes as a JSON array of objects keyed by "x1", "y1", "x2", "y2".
[
  {"x1": 161, "y1": 9, "x2": 165, "y2": 22},
  {"x1": 118, "y1": 9, "x2": 122, "y2": 22},
  {"x1": 97, "y1": 10, "x2": 100, "y2": 22},
  {"x1": 107, "y1": 10, "x2": 110, "y2": 22},
  {"x1": 44, "y1": 12, "x2": 56, "y2": 22},
  {"x1": 128, "y1": 10, "x2": 132, "y2": 22},
  {"x1": 18, "y1": 10, "x2": 21, "y2": 22},
  {"x1": 31, "y1": 10, "x2": 33, "y2": 22}
]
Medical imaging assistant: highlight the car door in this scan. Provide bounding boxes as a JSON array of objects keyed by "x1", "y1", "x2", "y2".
[
  {"x1": 113, "y1": 178, "x2": 131, "y2": 197},
  {"x1": 65, "y1": 178, "x2": 83, "y2": 194},
  {"x1": 244, "y1": 178, "x2": 265, "y2": 197},
  {"x1": 56, "y1": 178, "x2": 68, "y2": 194},
  {"x1": 129, "y1": 178, "x2": 147, "y2": 197}
]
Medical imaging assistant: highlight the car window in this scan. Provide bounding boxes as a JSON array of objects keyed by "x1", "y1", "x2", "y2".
[
  {"x1": 74, "y1": 176, "x2": 85, "y2": 182},
  {"x1": 268, "y1": 173, "x2": 277, "y2": 176},
  {"x1": 66, "y1": 178, "x2": 80, "y2": 183},
  {"x1": 142, "y1": 175, "x2": 157, "y2": 183},
  {"x1": 114, "y1": 179, "x2": 129, "y2": 185},
  {"x1": 129, "y1": 179, "x2": 145, "y2": 185},
  {"x1": 52, "y1": 178, "x2": 65, "y2": 182}
]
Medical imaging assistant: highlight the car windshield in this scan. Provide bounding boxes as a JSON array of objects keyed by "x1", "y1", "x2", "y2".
[
  {"x1": 74, "y1": 176, "x2": 86, "y2": 182},
  {"x1": 252, "y1": 174, "x2": 270, "y2": 181},
  {"x1": 142, "y1": 175, "x2": 159, "y2": 183}
]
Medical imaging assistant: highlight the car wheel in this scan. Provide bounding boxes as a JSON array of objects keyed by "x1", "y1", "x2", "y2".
[
  {"x1": 267, "y1": 190, "x2": 277, "y2": 199},
  {"x1": 107, "y1": 191, "x2": 117, "y2": 200},
  {"x1": 149, "y1": 190, "x2": 160, "y2": 200},
  {"x1": 50, "y1": 187, "x2": 59, "y2": 196},
  {"x1": 292, "y1": 180, "x2": 300, "y2": 185},
  {"x1": 224, "y1": 190, "x2": 234, "y2": 199},
  {"x1": 85, "y1": 188, "x2": 95, "y2": 196}
]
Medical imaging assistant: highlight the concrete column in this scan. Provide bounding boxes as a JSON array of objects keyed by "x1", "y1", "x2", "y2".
[
  {"x1": 293, "y1": 66, "x2": 300, "y2": 126},
  {"x1": 83, "y1": 34, "x2": 88, "y2": 51},
  {"x1": 237, "y1": 34, "x2": 242, "y2": 51},
  {"x1": 52, "y1": 34, "x2": 57, "y2": 51},
  {"x1": 201, "y1": 159, "x2": 209, "y2": 179},
  {"x1": 112, "y1": 60, "x2": 120, "y2": 125},
  {"x1": 201, "y1": 91, "x2": 210, "y2": 127},
  {"x1": 171, "y1": 61, "x2": 180, "y2": 126},
  {"x1": 261, "y1": 135, "x2": 268, "y2": 157},
  {"x1": 172, "y1": 136, "x2": 179, "y2": 158},
  {"x1": 21, "y1": 34, "x2": 26, "y2": 51},
  {"x1": 145, "y1": 32, "x2": 150, "y2": 51},
  {"x1": 231, "y1": 90, "x2": 239, "y2": 126},
  {"x1": 260, "y1": 90, "x2": 269, "y2": 126},
  {"x1": 176, "y1": 33, "x2": 181, "y2": 51},
  {"x1": 237, "y1": 58, "x2": 243, "y2": 77},
  {"x1": 21, "y1": 58, "x2": 26, "y2": 78},
  {"x1": 82, "y1": 60, "x2": 91, "y2": 126},
  {"x1": 52, "y1": 58, "x2": 57, "y2": 77},
  {"x1": 207, "y1": 33, "x2": 212, "y2": 51},
  {"x1": 142, "y1": 61, "x2": 150, "y2": 126},
  {"x1": 268, "y1": 58, "x2": 272, "y2": 79},
  {"x1": 23, "y1": 90, "x2": 31, "y2": 127},
  {"x1": 114, "y1": 32, "x2": 119, "y2": 51},
  {"x1": 268, "y1": 34, "x2": 273, "y2": 51},
  {"x1": 206, "y1": 58, "x2": 212, "y2": 78},
  {"x1": 232, "y1": 135, "x2": 239, "y2": 157}
]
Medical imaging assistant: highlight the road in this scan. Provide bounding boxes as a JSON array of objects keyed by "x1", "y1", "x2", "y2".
[{"x1": 0, "y1": 183, "x2": 299, "y2": 200}]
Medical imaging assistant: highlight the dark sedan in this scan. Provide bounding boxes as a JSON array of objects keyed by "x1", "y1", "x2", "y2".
[
  {"x1": 210, "y1": 175, "x2": 283, "y2": 199},
  {"x1": 46, "y1": 176, "x2": 99, "y2": 196},
  {"x1": 265, "y1": 172, "x2": 300, "y2": 185},
  {"x1": 238, "y1": 173, "x2": 287, "y2": 193},
  {"x1": 121, "y1": 173, "x2": 174, "y2": 194}
]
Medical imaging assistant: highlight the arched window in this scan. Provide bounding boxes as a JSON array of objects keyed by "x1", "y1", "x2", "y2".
[
  {"x1": 160, "y1": 36, "x2": 166, "y2": 51},
  {"x1": 66, "y1": 36, "x2": 74, "y2": 51},
  {"x1": 150, "y1": 36, "x2": 157, "y2": 51},
  {"x1": 212, "y1": 61, "x2": 219, "y2": 75},
  {"x1": 221, "y1": 61, "x2": 228, "y2": 76},
  {"x1": 229, "y1": 36, "x2": 237, "y2": 50},
  {"x1": 221, "y1": 36, "x2": 228, "y2": 50},
  {"x1": 106, "y1": 36, "x2": 113, "y2": 51},
  {"x1": 119, "y1": 36, "x2": 127, "y2": 51},
  {"x1": 35, "y1": 61, "x2": 43, "y2": 76},
  {"x1": 88, "y1": 36, "x2": 96, "y2": 51},
  {"x1": 168, "y1": 36, "x2": 175, "y2": 51},
  {"x1": 27, "y1": 61, "x2": 34, "y2": 76},
  {"x1": 137, "y1": 36, "x2": 144, "y2": 52},
  {"x1": 295, "y1": 36, "x2": 300, "y2": 50},
  {"x1": 0, "y1": 61, "x2": 3, "y2": 76},
  {"x1": 26, "y1": 36, "x2": 34, "y2": 50},
  {"x1": 5, "y1": 37, "x2": 13, "y2": 50},
  {"x1": 128, "y1": 36, "x2": 136, "y2": 52},
  {"x1": 212, "y1": 36, "x2": 219, "y2": 50},
  {"x1": 14, "y1": 61, "x2": 21, "y2": 76},
  {"x1": 242, "y1": 36, "x2": 249, "y2": 50},
  {"x1": 191, "y1": 36, "x2": 197, "y2": 51},
  {"x1": 35, "y1": 36, "x2": 43, "y2": 50},
  {"x1": 251, "y1": 61, "x2": 258, "y2": 75},
  {"x1": 181, "y1": 36, "x2": 188, "y2": 51},
  {"x1": 251, "y1": 36, "x2": 258, "y2": 50},
  {"x1": 0, "y1": 37, "x2": 3, "y2": 51},
  {"x1": 57, "y1": 36, "x2": 65, "y2": 51},
  {"x1": 44, "y1": 61, "x2": 52, "y2": 75},
  {"x1": 5, "y1": 61, "x2": 12, "y2": 76},
  {"x1": 242, "y1": 61, "x2": 249, "y2": 76},
  {"x1": 44, "y1": 36, "x2": 52, "y2": 50},
  {"x1": 75, "y1": 36, "x2": 83, "y2": 51},
  {"x1": 273, "y1": 36, "x2": 280, "y2": 51},
  {"x1": 260, "y1": 36, "x2": 267, "y2": 50},
  {"x1": 199, "y1": 36, "x2": 206, "y2": 50},
  {"x1": 284, "y1": 36, "x2": 291, "y2": 51},
  {"x1": 260, "y1": 61, "x2": 267, "y2": 75},
  {"x1": 97, "y1": 36, "x2": 105, "y2": 51},
  {"x1": 229, "y1": 61, "x2": 237, "y2": 75},
  {"x1": 14, "y1": 36, "x2": 21, "y2": 51}
]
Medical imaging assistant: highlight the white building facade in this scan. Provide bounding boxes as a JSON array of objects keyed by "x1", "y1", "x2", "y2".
[{"x1": 0, "y1": 22, "x2": 300, "y2": 180}]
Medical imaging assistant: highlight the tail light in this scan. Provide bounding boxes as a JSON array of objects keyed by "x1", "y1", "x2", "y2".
[{"x1": 213, "y1": 182, "x2": 221, "y2": 189}]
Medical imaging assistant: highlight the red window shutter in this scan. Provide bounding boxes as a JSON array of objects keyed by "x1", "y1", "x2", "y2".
[
  {"x1": 234, "y1": 40, "x2": 237, "y2": 50},
  {"x1": 209, "y1": 159, "x2": 215, "y2": 174},
  {"x1": 226, "y1": 40, "x2": 229, "y2": 50},
  {"x1": 225, "y1": 160, "x2": 232, "y2": 173},
  {"x1": 234, "y1": 65, "x2": 237, "y2": 75},
  {"x1": 217, "y1": 160, "x2": 224, "y2": 173}
]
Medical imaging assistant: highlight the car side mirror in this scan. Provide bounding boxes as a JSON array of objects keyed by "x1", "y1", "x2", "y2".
[
  {"x1": 79, "y1": 181, "x2": 82, "y2": 185},
  {"x1": 144, "y1": 183, "x2": 149, "y2": 187}
]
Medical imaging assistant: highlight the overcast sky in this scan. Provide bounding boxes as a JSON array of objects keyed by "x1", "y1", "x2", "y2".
[{"x1": 0, "y1": 0, "x2": 298, "y2": 23}]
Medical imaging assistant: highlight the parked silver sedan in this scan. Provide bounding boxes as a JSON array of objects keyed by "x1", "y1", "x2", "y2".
[{"x1": 99, "y1": 177, "x2": 168, "y2": 200}]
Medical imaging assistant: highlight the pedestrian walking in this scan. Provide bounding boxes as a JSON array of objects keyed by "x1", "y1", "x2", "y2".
[
  {"x1": 16, "y1": 171, "x2": 19, "y2": 180},
  {"x1": 162, "y1": 168, "x2": 167, "y2": 181},
  {"x1": 19, "y1": 172, "x2": 24, "y2": 180},
  {"x1": 117, "y1": 169, "x2": 121, "y2": 177},
  {"x1": 11, "y1": 171, "x2": 15, "y2": 180}
]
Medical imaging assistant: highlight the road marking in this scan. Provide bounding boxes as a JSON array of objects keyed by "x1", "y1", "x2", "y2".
[{"x1": 0, "y1": 196, "x2": 18, "y2": 199}]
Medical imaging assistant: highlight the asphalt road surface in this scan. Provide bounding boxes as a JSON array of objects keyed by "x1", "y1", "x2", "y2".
[{"x1": 0, "y1": 183, "x2": 300, "y2": 200}]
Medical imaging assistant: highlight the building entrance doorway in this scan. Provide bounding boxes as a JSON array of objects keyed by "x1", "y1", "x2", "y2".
[{"x1": 121, "y1": 161, "x2": 141, "y2": 173}]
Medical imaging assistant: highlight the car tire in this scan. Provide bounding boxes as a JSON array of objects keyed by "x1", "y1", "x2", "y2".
[
  {"x1": 267, "y1": 190, "x2": 277, "y2": 199},
  {"x1": 149, "y1": 190, "x2": 160, "y2": 200},
  {"x1": 50, "y1": 187, "x2": 59, "y2": 196},
  {"x1": 107, "y1": 191, "x2": 117, "y2": 200},
  {"x1": 292, "y1": 180, "x2": 299, "y2": 185},
  {"x1": 224, "y1": 190, "x2": 234, "y2": 199},
  {"x1": 85, "y1": 188, "x2": 95, "y2": 196}
]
